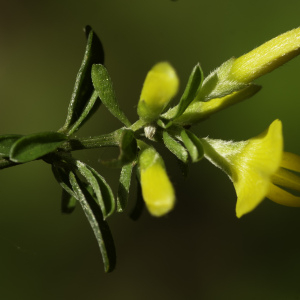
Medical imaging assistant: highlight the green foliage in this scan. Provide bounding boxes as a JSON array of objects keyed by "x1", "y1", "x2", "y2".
[
  {"x1": 92, "y1": 64, "x2": 131, "y2": 127},
  {"x1": 170, "y1": 63, "x2": 203, "y2": 120},
  {"x1": 180, "y1": 130, "x2": 204, "y2": 163},
  {"x1": 61, "y1": 26, "x2": 104, "y2": 134},
  {"x1": 0, "y1": 134, "x2": 23, "y2": 156},
  {"x1": 69, "y1": 172, "x2": 116, "y2": 273},
  {"x1": 9, "y1": 132, "x2": 67, "y2": 163}
]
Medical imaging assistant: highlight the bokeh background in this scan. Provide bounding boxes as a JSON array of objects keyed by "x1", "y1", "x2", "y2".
[{"x1": 1, "y1": 1, "x2": 300, "y2": 299}]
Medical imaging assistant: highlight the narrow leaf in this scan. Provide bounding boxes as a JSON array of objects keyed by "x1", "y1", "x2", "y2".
[
  {"x1": 181, "y1": 130, "x2": 204, "y2": 163},
  {"x1": 0, "y1": 134, "x2": 23, "y2": 156},
  {"x1": 52, "y1": 165, "x2": 76, "y2": 198},
  {"x1": 61, "y1": 188, "x2": 77, "y2": 214},
  {"x1": 173, "y1": 63, "x2": 203, "y2": 120},
  {"x1": 75, "y1": 161, "x2": 116, "y2": 218},
  {"x1": 162, "y1": 131, "x2": 188, "y2": 163},
  {"x1": 69, "y1": 171, "x2": 116, "y2": 273},
  {"x1": 92, "y1": 64, "x2": 131, "y2": 127},
  {"x1": 117, "y1": 162, "x2": 135, "y2": 212},
  {"x1": 62, "y1": 26, "x2": 104, "y2": 132},
  {"x1": 10, "y1": 132, "x2": 67, "y2": 163}
]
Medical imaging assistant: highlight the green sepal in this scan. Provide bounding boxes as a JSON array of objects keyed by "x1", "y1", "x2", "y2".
[
  {"x1": 117, "y1": 162, "x2": 135, "y2": 212},
  {"x1": 91, "y1": 64, "x2": 131, "y2": 127},
  {"x1": 101, "y1": 129, "x2": 137, "y2": 168},
  {"x1": 62, "y1": 26, "x2": 104, "y2": 133},
  {"x1": 172, "y1": 63, "x2": 203, "y2": 120},
  {"x1": 75, "y1": 161, "x2": 116, "y2": 219},
  {"x1": 10, "y1": 132, "x2": 68, "y2": 163},
  {"x1": 0, "y1": 134, "x2": 23, "y2": 157},
  {"x1": 162, "y1": 131, "x2": 188, "y2": 163},
  {"x1": 196, "y1": 58, "x2": 248, "y2": 102},
  {"x1": 69, "y1": 171, "x2": 116, "y2": 273},
  {"x1": 180, "y1": 130, "x2": 204, "y2": 163},
  {"x1": 61, "y1": 188, "x2": 77, "y2": 214}
]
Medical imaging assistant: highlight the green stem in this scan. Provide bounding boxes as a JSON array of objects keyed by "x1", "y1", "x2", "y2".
[
  {"x1": 59, "y1": 128, "x2": 123, "y2": 152},
  {"x1": 130, "y1": 119, "x2": 147, "y2": 132}
]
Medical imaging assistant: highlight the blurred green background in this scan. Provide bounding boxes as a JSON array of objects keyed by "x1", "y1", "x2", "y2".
[{"x1": 1, "y1": 1, "x2": 300, "y2": 299}]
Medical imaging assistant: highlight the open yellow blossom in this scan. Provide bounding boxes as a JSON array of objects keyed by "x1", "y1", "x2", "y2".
[
  {"x1": 139, "y1": 147, "x2": 175, "y2": 216},
  {"x1": 201, "y1": 120, "x2": 300, "y2": 217},
  {"x1": 137, "y1": 62, "x2": 179, "y2": 122}
]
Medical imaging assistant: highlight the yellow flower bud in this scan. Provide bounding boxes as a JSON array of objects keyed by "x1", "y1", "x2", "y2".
[
  {"x1": 230, "y1": 27, "x2": 300, "y2": 83},
  {"x1": 138, "y1": 62, "x2": 179, "y2": 122},
  {"x1": 139, "y1": 147, "x2": 175, "y2": 216}
]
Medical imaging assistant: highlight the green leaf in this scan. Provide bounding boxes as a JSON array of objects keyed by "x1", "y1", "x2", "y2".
[
  {"x1": 0, "y1": 134, "x2": 23, "y2": 157},
  {"x1": 10, "y1": 132, "x2": 68, "y2": 163},
  {"x1": 52, "y1": 165, "x2": 76, "y2": 198},
  {"x1": 173, "y1": 63, "x2": 203, "y2": 120},
  {"x1": 69, "y1": 171, "x2": 116, "y2": 273},
  {"x1": 117, "y1": 162, "x2": 135, "y2": 212},
  {"x1": 92, "y1": 64, "x2": 131, "y2": 127},
  {"x1": 61, "y1": 188, "x2": 77, "y2": 214},
  {"x1": 75, "y1": 161, "x2": 116, "y2": 219},
  {"x1": 181, "y1": 130, "x2": 204, "y2": 163},
  {"x1": 62, "y1": 26, "x2": 104, "y2": 132},
  {"x1": 66, "y1": 90, "x2": 100, "y2": 136},
  {"x1": 101, "y1": 129, "x2": 137, "y2": 167},
  {"x1": 162, "y1": 131, "x2": 188, "y2": 163}
]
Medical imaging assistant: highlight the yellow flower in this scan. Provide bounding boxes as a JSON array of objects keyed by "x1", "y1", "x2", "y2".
[
  {"x1": 137, "y1": 62, "x2": 179, "y2": 122},
  {"x1": 138, "y1": 147, "x2": 175, "y2": 217},
  {"x1": 201, "y1": 120, "x2": 300, "y2": 217}
]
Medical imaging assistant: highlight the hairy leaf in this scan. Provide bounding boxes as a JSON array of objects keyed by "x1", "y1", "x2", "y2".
[
  {"x1": 0, "y1": 134, "x2": 23, "y2": 157},
  {"x1": 61, "y1": 188, "x2": 77, "y2": 214},
  {"x1": 173, "y1": 63, "x2": 203, "y2": 120},
  {"x1": 75, "y1": 161, "x2": 116, "y2": 219},
  {"x1": 10, "y1": 132, "x2": 67, "y2": 163},
  {"x1": 69, "y1": 171, "x2": 116, "y2": 273},
  {"x1": 92, "y1": 64, "x2": 131, "y2": 127},
  {"x1": 62, "y1": 26, "x2": 104, "y2": 132},
  {"x1": 117, "y1": 162, "x2": 135, "y2": 212},
  {"x1": 181, "y1": 130, "x2": 204, "y2": 163},
  {"x1": 162, "y1": 131, "x2": 188, "y2": 163}
]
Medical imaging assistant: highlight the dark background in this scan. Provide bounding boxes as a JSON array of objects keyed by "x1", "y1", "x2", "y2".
[{"x1": 0, "y1": 1, "x2": 300, "y2": 299}]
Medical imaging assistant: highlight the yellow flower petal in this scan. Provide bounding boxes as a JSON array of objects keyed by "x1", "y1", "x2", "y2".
[
  {"x1": 267, "y1": 183, "x2": 300, "y2": 207},
  {"x1": 271, "y1": 167, "x2": 300, "y2": 193},
  {"x1": 202, "y1": 120, "x2": 283, "y2": 218},
  {"x1": 280, "y1": 152, "x2": 300, "y2": 172},
  {"x1": 233, "y1": 120, "x2": 283, "y2": 217}
]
